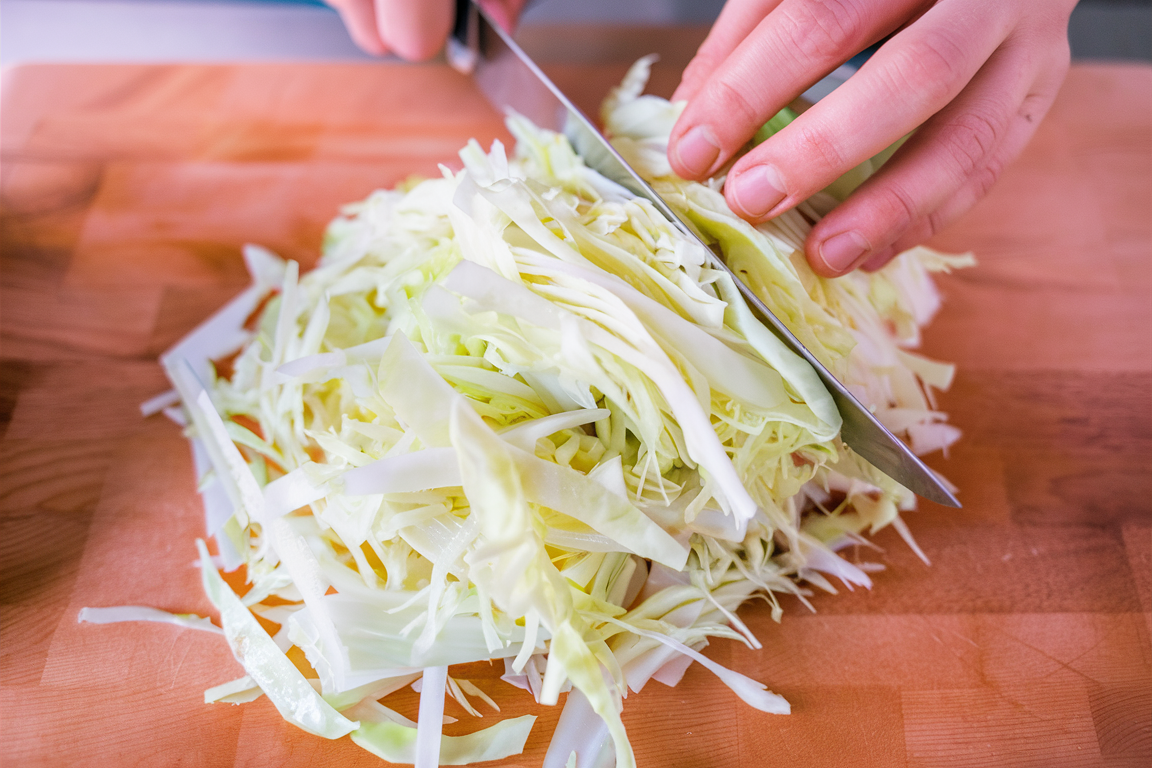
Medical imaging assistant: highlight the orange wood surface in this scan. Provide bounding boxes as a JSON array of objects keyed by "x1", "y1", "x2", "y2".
[{"x1": 1, "y1": 43, "x2": 1149, "y2": 767}]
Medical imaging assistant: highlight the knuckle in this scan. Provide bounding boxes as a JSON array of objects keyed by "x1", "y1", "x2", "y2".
[
  {"x1": 1018, "y1": 90, "x2": 1053, "y2": 128},
  {"x1": 708, "y1": 76, "x2": 763, "y2": 138},
  {"x1": 391, "y1": 41, "x2": 436, "y2": 62},
  {"x1": 778, "y1": 0, "x2": 867, "y2": 67},
  {"x1": 790, "y1": 118, "x2": 847, "y2": 179},
  {"x1": 871, "y1": 183, "x2": 920, "y2": 237},
  {"x1": 924, "y1": 209, "x2": 947, "y2": 240},
  {"x1": 938, "y1": 107, "x2": 1006, "y2": 179},
  {"x1": 886, "y1": 29, "x2": 968, "y2": 106},
  {"x1": 972, "y1": 155, "x2": 1005, "y2": 199}
]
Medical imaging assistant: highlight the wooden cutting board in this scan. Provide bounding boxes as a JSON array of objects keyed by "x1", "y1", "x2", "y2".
[{"x1": 2, "y1": 34, "x2": 1149, "y2": 767}]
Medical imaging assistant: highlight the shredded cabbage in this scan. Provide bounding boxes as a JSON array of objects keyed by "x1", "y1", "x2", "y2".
[{"x1": 82, "y1": 58, "x2": 969, "y2": 766}]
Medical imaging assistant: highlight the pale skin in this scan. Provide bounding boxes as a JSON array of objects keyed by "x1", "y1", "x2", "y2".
[
  {"x1": 323, "y1": 0, "x2": 527, "y2": 60},
  {"x1": 328, "y1": 0, "x2": 1077, "y2": 276}
]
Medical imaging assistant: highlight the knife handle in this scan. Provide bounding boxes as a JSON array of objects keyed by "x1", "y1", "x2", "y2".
[
  {"x1": 448, "y1": 0, "x2": 479, "y2": 74},
  {"x1": 452, "y1": 0, "x2": 471, "y2": 44}
]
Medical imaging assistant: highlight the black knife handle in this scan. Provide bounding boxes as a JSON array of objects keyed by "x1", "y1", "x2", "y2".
[{"x1": 452, "y1": 0, "x2": 471, "y2": 47}]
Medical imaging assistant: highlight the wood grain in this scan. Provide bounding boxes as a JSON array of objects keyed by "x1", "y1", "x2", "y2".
[{"x1": 1, "y1": 41, "x2": 1148, "y2": 767}]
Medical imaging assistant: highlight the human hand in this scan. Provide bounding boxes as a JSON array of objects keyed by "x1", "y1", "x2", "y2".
[
  {"x1": 668, "y1": 0, "x2": 1076, "y2": 276},
  {"x1": 326, "y1": 0, "x2": 526, "y2": 60}
]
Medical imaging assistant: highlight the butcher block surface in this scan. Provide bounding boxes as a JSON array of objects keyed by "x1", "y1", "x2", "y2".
[{"x1": 1, "y1": 40, "x2": 1149, "y2": 768}]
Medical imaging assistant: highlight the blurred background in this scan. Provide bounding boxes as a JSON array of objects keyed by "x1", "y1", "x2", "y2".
[{"x1": 2, "y1": 0, "x2": 1149, "y2": 67}]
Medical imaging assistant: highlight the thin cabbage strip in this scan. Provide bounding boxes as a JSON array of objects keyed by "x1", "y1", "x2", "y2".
[{"x1": 195, "y1": 539, "x2": 358, "y2": 739}]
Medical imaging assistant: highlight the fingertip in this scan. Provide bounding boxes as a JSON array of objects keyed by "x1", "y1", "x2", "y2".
[
  {"x1": 670, "y1": 124, "x2": 722, "y2": 180},
  {"x1": 808, "y1": 230, "x2": 874, "y2": 277},
  {"x1": 387, "y1": 38, "x2": 442, "y2": 62},
  {"x1": 382, "y1": 23, "x2": 445, "y2": 61},
  {"x1": 726, "y1": 163, "x2": 787, "y2": 221},
  {"x1": 356, "y1": 33, "x2": 390, "y2": 58},
  {"x1": 483, "y1": 0, "x2": 524, "y2": 33},
  {"x1": 374, "y1": 0, "x2": 453, "y2": 62},
  {"x1": 485, "y1": 8, "x2": 513, "y2": 32},
  {"x1": 329, "y1": 0, "x2": 390, "y2": 56}
]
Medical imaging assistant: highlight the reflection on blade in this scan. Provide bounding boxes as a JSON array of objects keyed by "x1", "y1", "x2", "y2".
[{"x1": 449, "y1": 2, "x2": 959, "y2": 508}]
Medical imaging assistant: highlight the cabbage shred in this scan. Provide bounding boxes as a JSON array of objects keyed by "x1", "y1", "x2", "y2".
[{"x1": 91, "y1": 59, "x2": 971, "y2": 767}]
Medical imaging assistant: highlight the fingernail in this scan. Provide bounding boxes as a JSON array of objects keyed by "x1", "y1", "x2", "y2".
[
  {"x1": 818, "y1": 231, "x2": 872, "y2": 274},
  {"x1": 674, "y1": 125, "x2": 721, "y2": 177},
  {"x1": 729, "y1": 164, "x2": 787, "y2": 218}
]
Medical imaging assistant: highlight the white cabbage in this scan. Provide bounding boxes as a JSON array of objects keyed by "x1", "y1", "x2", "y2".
[{"x1": 83, "y1": 59, "x2": 970, "y2": 767}]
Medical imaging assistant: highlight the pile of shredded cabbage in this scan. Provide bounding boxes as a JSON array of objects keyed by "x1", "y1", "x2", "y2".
[{"x1": 84, "y1": 59, "x2": 972, "y2": 767}]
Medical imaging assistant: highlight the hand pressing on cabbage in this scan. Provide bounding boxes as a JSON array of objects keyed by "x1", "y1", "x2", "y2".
[{"x1": 668, "y1": 0, "x2": 1076, "y2": 276}]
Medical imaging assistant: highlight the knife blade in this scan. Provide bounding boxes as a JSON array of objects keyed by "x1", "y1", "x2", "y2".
[{"x1": 447, "y1": 1, "x2": 960, "y2": 508}]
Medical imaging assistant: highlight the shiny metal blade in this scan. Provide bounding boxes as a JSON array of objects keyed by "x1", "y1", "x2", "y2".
[{"x1": 449, "y1": 2, "x2": 959, "y2": 508}]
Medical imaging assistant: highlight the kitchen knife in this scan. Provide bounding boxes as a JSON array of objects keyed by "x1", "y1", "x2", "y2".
[{"x1": 447, "y1": 0, "x2": 960, "y2": 508}]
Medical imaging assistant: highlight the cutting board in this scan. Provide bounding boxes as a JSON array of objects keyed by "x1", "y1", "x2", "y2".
[{"x1": 1, "y1": 34, "x2": 1149, "y2": 767}]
